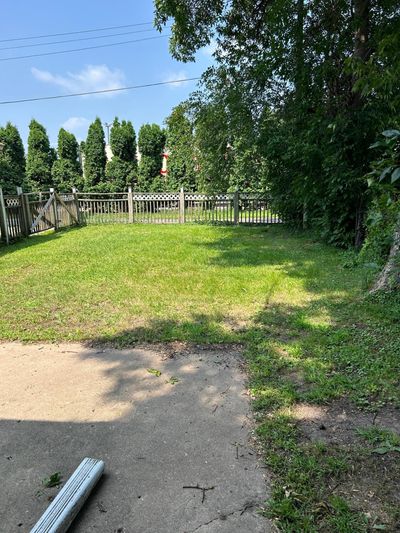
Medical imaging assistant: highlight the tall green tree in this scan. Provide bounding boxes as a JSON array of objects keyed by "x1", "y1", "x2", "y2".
[
  {"x1": 191, "y1": 100, "x2": 232, "y2": 192},
  {"x1": 155, "y1": 0, "x2": 400, "y2": 246},
  {"x1": 137, "y1": 124, "x2": 165, "y2": 191},
  {"x1": 0, "y1": 122, "x2": 25, "y2": 194},
  {"x1": 189, "y1": 71, "x2": 263, "y2": 192},
  {"x1": 105, "y1": 118, "x2": 137, "y2": 190},
  {"x1": 164, "y1": 104, "x2": 196, "y2": 191},
  {"x1": 52, "y1": 128, "x2": 83, "y2": 191},
  {"x1": 84, "y1": 118, "x2": 106, "y2": 190},
  {"x1": 26, "y1": 119, "x2": 53, "y2": 190}
]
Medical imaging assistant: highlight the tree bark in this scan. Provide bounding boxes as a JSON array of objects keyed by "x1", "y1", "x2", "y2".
[
  {"x1": 295, "y1": 0, "x2": 305, "y2": 108},
  {"x1": 371, "y1": 212, "x2": 400, "y2": 292},
  {"x1": 351, "y1": 0, "x2": 370, "y2": 109},
  {"x1": 351, "y1": 0, "x2": 370, "y2": 245}
]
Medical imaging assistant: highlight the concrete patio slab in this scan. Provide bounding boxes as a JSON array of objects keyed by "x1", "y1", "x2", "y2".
[{"x1": 0, "y1": 342, "x2": 271, "y2": 532}]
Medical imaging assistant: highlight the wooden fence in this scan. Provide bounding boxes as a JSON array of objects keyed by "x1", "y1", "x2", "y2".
[
  {"x1": 78, "y1": 190, "x2": 281, "y2": 225},
  {"x1": 0, "y1": 187, "x2": 282, "y2": 244}
]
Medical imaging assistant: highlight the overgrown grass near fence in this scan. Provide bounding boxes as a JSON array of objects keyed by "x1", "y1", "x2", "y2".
[{"x1": 1, "y1": 224, "x2": 399, "y2": 531}]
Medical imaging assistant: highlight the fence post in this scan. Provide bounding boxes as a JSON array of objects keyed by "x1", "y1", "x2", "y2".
[
  {"x1": 128, "y1": 186, "x2": 134, "y2": 223},
  {"x1": 50, "y1": 188, "x2": 58, "y2": 230},
  {"x1": 179, "y1": 187, "x2": 185, "y2": 224},
  {"x1": 234, "y1": 189, "x2": 239, "y2": 225},
  {"x1": 23, "y1": 191, "x2": 32, "y2": 233},
  {"x1": 16, "y1": 186, "x2": 30, "y2": 236},
  {"x1": 0, "y1": 188, "x2": 9, "y2": 244},
  {"x1": 72, "y1": 188, "x2": 81, "y2": 225}
]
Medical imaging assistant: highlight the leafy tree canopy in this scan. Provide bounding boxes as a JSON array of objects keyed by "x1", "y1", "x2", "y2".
[
  {"x1": 0, "y1": 122, "x2": 25, "y2": 194},
  {"x1": 110, "y1": 117, "x2": 137, "y2": 162},
  {"x1": 51, "y1": 128, "x2": 82, "y2": 191},
  {"x1": 104, "y1": 118, "x2": 138, "y2": 191},
  {"x1": 84, "y1": 118, "x2": 106, "y2": 190},
  {"x1": 155, "y1": 0, "x2": 400, "y2": 246},
  {"x1": 26, "y1": 119, "x2": 53, "y2": 191},
  {"x1": 137, "y1": 124, "x2": 166, "y2": 191},
  {"x1": 165, "y1": 104, "x2": 196, "y2": 191}
]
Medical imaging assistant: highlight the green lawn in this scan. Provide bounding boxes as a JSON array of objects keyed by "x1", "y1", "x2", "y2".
[
  {"x1": 1, "y1": 224, "x2": 399, "y2": 531},
  {"x1": 1, "y1": 224, "x2": 293, "y2": 343}
]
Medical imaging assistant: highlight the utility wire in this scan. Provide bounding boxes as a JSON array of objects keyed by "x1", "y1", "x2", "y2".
[
  {"x1": 0, "y1": 22, "x2": 154, "y2": 43},
  {"x1": 0, "y1": 28, "x2": 164, "y2": 51},
  {"x1": 0, "y1": 77, "x2": 201, "y2": 105},
  {"x1": 0, "y1": 34, "x2": 170, "y2": 61}
]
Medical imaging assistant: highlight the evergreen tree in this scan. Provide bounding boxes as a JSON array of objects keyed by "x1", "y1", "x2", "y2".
[
  {"x1": 105, "y1": 118, "x2": 137, "y2": 190},
  {"x1": 137, "y1": 124, "x2": 165, "y2": 191},
  {"x1": 79, "y1": 141, "x2": 85, "y2": 174},
  {"x1": 52, "y1": 128, "x2": 83, "y2": 191},
  {"x1": 0, "y1": 122, "x2": 25, "y2": 194},
  {"x1": 26, "y1": 119, "x2": 53, "y2": 190},
  {"x1": 165, "y1": 104, "x2": 196, "y2": 191},
  {"x1": 84, "y1": 118, "x2": 106, "y2": 190}
]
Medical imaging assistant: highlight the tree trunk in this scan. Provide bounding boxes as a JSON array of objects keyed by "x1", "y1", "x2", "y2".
[
  {"x1": 350, "y1": 0, "x2": 370, "y2": 246},
  {"x1": 295, "y1": 0, "x2": 305, "y2": 108},
  {"x1": 351, "y1": 0, "x2": 370, "y2": 109},
  {"x1": 371, "y1": 212, "x2": 400, "y2": 292},
  {"x1": 354, "y1": 198, "x2": 365, "y2": 249}
]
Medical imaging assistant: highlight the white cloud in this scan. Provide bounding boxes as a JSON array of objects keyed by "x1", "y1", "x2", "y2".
[
  {"x1": 31, "y1": 65, "x2": 125, "y2": 97},
  {"x1": 61, "y1": 117, "x2": 90, "y2": 133},
  {"x1": 163, "y1": 70, "x2": 189, "y2": 88}
]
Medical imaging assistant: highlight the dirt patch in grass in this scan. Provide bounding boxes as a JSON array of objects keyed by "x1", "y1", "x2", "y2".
[
  {"x1": 292, "y1": 399, "x2": 400, "y2": 446},
  {"x1": 334, "y1": 452, "x2": 400, "y2": 530},
  {"x1": 292, "y1": 399, "x2": 373, "y2": 445},
  {"x1": 86, "y1": 339, "x2": 245, "y2": 359},
  {"x1": 150, "y1": 341, "x2": 244, "y2": 359},
  {"x1": 374, "y1": 407, "x2": 400, "y2": 434},
  {"x1": 289, "y1": 398, "x2": 400, "y2": 529}
]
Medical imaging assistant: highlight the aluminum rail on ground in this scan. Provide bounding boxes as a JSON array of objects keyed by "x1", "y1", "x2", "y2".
[{"x1": 30, "y1": 457, "x2": 105, "y2": 533}]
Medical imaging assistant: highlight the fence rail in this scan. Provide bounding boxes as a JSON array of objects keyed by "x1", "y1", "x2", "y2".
[{"x1": 0, "y1": 187, "x2": 282, "y2": 244}]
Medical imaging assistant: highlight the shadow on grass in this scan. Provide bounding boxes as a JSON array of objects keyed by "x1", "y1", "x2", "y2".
[
  {"x1": 0, "y1": 226, "x2": 83, "y2": 257},
  {"x1": 87, "y1": 313, "x2": 241, "y2": 346},
  {"x1": 195, "y1": 225, "x2": 349, "y2": 294}
]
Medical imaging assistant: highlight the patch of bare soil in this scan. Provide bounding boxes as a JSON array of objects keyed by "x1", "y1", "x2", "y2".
[
  {"x1": 291, "y1": 398, "x2": 400, "y2": 529},
  {"x1": 139, "y1": 341, "x2": 244, "y2": 360},
  {"x1": 291, "y1": 399, "x2": 374, "y2": 445},
  {"x1": 335, "y1": 452, "x2": 400, "y2": 530}
]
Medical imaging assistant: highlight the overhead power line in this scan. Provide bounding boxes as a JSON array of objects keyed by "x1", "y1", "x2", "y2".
[
  {"x1": 0, "y1": 34, "x2": 170, "y2": 61},
  {"x1": 0, "y1": 22, "x2": 154, "y2": 43},
  {"x1": 0, "y1": 77, "x2": 201, "y2": 105},
  {"x1": 0, "y1": 28, "x2": 164, "y2": 51}
]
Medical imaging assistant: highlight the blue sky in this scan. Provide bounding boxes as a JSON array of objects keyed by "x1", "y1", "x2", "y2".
[{"x1": 0, "y1": 0, "x2": 214, "y2": 146}]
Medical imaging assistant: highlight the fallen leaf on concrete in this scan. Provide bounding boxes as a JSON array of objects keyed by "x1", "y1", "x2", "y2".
[
  {"x1": 147, "y1": 368, "x2": 162, "y2": 377},
  {"x1": 42, "y1": 472, "x2": 62, "y2": 488}
]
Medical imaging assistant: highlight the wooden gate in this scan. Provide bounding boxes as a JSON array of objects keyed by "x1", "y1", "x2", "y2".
[
  {"x1": 0, "y1": 188, "x2": 80, "y2": 244},
  {"x1": 28, "y1": 191, "x2": 79, "y2": 234}
]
